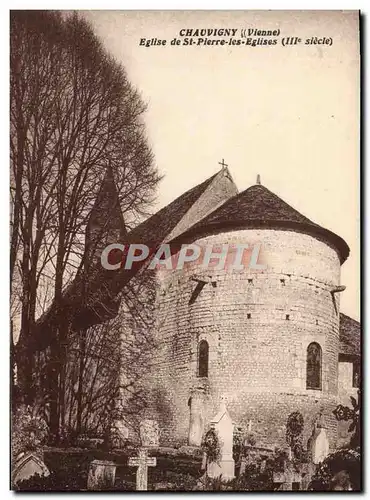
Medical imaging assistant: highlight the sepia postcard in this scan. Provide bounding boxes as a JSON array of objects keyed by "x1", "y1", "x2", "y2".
[{"x1": 10, "y1": 10, "x2": 361, "y2": 491}]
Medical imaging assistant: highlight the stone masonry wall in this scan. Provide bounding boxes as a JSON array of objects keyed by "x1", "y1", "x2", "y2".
[
  {"x1": 145, "y1": 228, "x2": 342, "y2": 450},
  {"x1": 337, "y1": 361, "x2": 359, "y2": 447}
]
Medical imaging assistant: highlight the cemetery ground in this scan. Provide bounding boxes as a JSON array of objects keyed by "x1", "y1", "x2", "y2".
[
  {"x1": 11, "y1": 394, "x2": 361, "y2": 492},
  {"x1": 12, "y1": 440, "x2": 361, "y2": 492}
]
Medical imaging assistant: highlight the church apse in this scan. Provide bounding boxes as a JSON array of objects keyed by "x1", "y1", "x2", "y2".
[{"x1": 130, "y1": 177, "x2": 357, "y2": 453}]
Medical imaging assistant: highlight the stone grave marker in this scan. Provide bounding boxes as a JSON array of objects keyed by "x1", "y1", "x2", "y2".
[
  {"x1": 87, "y1": 460, "x2": 116, "y2": 490},
  {"x1": 307, "y1": 413, "x2": 330, "y2": 465},
  {"x1": 12, "y1": 452, "x2": 50, "y2": 487},
  {"x1": 188, "y1": 387, "x2": 206, "y2": 446},
  {"x1": 311, "y1": 426, "x2": 329, "y2": 464},
  {"x1": 207, "y1": 397, "x2": 235, "y2": 480},
  {"x1": 139, "y1": 419, "x2": 160, "y2": 447},
  {"x1": 239, "y1": 457, "x2": 246, "y2": 476},
  {"x1": 128, "y1": 448, "x2": 157, "y2": 491},
  {"x1": 109, "y1": 419, "x2": 129, "y2": 448},
  {"x1": 273, "y1": 468, "x2": 302, "y2": 491}
]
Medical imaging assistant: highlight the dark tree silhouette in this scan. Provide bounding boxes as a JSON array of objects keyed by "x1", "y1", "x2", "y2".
[{"x1": 10, "y1": 10, "x2": 160, "y2": 440}]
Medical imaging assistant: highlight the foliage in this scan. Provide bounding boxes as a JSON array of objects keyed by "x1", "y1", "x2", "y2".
[
  {"x1": 233, "y1": 426, "x2": 257, "y2": 462},
  {"x1": 245, "y1": 431, "x2": 257, "y2": 447},
  {"x1": 195, "y1": 474, "x2": 233, "y2": 491},
  {"x1": 310, "y1": 391, "x2": 361, "y2": 491},
  {"x1": 12, "y1": 405, "x2": 49, "y2": 460},
  {"x1": 269, "y1": 447, "x2": 289, "y2": 473},
  {"x1": 201, "y1": 428, "x2": 222, "y2": 464},
  {"x1": 232, "y1": 427, "x2": 243, "y2": 462},
  {"x1": 234, "y1": 462, "x2": 275, "y2": 491},
  {"x1": 286, "y1": 411, "x2": 304, "y2": 458},
  {"x1": 198, "y1": 461, "x2": 276, "y2": 491},
  {"x1": 333, "y1": 389, "x2": 360, "y2": 448},
  {"x1": 308, "y1": 446, "x2": 361, "y2": 491},
  {"x1": 151, "y1": 471, "x2": 198, "y2": 491},
  {"x1": 15, "y1": 470, "x2": 87, "y2": 492}
]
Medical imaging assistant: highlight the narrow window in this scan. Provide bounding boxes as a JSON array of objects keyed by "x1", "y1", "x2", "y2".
[
  {"x1": 306, "y1": 342, "x2": 322, "y2": 390},
  {"x1": 353, "y1": 362, "x2": 360, "y2": 388},
  {"x1": 247, "y1": 313, "x2": 251, "y2": 319},
  {"x1": 198, "y1": 340, "x2": 209, "y2": 378},
  {"x1": 286, "y1": 314, "x2": 290, "y2": 320}
]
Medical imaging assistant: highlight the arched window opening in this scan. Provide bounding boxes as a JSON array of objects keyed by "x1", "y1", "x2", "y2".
[
  {"x1": 306, "y1": 342, "x2": 322, "y2": 390},
  {"x1": 198, "y1": 340, "x2": 209, "y2": 378},
  {"x1": 353, "y1": 362, "x2": 360, "y2": 388}
]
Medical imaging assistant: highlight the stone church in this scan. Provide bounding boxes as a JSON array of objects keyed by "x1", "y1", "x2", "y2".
[{"x1": 89, "y1": 165, "x2": 360, "y2": 452}]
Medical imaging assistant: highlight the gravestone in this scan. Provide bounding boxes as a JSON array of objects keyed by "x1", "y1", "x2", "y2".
[
  {"x1": 139, "y1": 419, "x2": 159, "y2": 447},
  {"x1": 207, "y1": 397, "x2": 235, "y2": 480},
  {"x1": 239, "y1": 457, "x2": 246, "y2": 476},
  {"x1": 301, "y1": 462, "x2": 316, "y2": 490},
  {"x1": 12, "y1": 452, "x2": 50, "y2": 486},
  {"x1": 87, "y1": 460, "x2": 116, "y2": 490},
  {"x1": 273, "y1": 468, "x2": 302, "y2": 491},
  {"x1": 188, "y1": 387, "x2": 206, "y2": 446},
  {"x1": 308, "y1": 414, "x2": 329, "y2": 465},
  {"x1": 110, "y1": 419, "x2": 129, "y2": 448},
  {"x1": 128, "y1": 448, "x2": 157, "y2": 491},
  {"x1": 311, "y1": 427, "x2": 329, "y2": 464}
]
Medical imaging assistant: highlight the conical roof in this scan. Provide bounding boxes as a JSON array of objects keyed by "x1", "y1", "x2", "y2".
[
  {"x1": 184, "y1": 184, "x2": 349, "y2": 264},
  {"x1": 86, "y1": 164, "x2": 127, "y2": 242}
]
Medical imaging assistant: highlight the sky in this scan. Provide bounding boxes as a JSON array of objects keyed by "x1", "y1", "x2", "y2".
[{"x1": 83, "y1": 10, "x2": 360, "y2": 320}]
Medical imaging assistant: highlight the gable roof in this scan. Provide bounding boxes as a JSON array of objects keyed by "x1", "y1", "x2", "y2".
[
  {"x1": 127, "y1": 168, "x2": 237, "y2": 245},
  {"x1": 127, "y1": 173, "x2": 217, "y2": 243},
  {"x1": 339, "y1": 313, "x2": 361, "y2": 357},
  {"x1": 29, "y1": 169, "x2": 238, "y2": 350},
  {"x1": 181, "y1": 184, "x2": 350, "y2": 264}
]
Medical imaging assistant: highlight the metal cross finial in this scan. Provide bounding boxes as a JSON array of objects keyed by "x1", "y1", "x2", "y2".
[
  {"x1": 256, "y1": 174, "x2": 261, "y2": 185},
  {"x1": 218, "y1": 158, "x2": 228, "y2": 169}
]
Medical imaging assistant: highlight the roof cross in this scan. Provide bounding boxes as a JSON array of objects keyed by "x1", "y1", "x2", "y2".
[{"x1": 218, "y1": 158, "x2": 228, "y2": 169}]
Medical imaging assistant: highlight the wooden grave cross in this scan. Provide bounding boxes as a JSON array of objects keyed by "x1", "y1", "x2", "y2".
[{"x1": 128, "y1": 448, "x2": 156, "y2": 491}]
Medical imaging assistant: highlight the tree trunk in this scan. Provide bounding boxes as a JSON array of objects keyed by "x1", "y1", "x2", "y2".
[{"x1": 76, "y1": 330, "x2": 86, "y2": 436}]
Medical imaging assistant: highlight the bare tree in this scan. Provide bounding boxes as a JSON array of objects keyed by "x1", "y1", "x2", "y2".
[
  {"x1": 10, "y1": 11, "x2": 160, "y2": 440},
  {"x1": 30, "y1": 269, "x2": 157, "y2": 443}
]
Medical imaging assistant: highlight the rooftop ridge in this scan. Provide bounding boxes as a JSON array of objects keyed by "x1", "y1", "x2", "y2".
[{"x1": 179, "y1": 183, "x2": 349, "y2": 264}]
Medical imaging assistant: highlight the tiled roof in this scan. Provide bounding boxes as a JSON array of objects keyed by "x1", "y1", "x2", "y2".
[
  {"x1": 339, "y1": 313, "x2": 361, "y2": 357},
  {"x1": 127, "y1": 172, "x2": 218, "y2": 245},
  {"x1": 30, "y1": 170, "x2": 232, "y2": 349},
  {"x1": 183, "y1": 184, "x2": 350, "y2": 264}
]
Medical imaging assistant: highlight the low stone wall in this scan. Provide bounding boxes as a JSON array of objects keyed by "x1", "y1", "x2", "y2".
[{"x1": 42, "y1": 445, "x2": 204, "y2": 491}]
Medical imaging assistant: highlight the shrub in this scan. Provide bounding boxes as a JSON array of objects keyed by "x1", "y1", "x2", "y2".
[
  {"x1": 12, "y1": 405, "x2": 49, "y2": 460},
  {"x1": 15, "y1": 470, "x2": 87, "y2": 491},
  {"x1": 234, "y1": 462, "x2": 275, "y2": 491},
  {"x1": 308, "y1": 447, "x2": 361, "y2": 491},
  {"x1": 201, "y1": 428, "x2": 221, "y2": 464}
]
